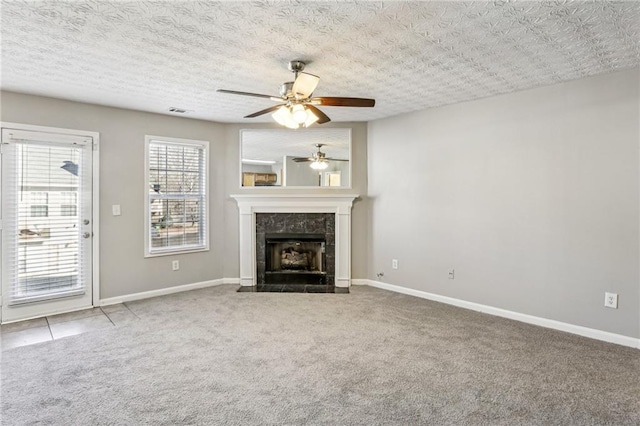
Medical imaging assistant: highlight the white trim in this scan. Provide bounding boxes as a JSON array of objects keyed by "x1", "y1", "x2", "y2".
[
  {"x1": 143, "y1": 247, "x2": 209, "y2": 258},
  {"x1": 360, "y1": 279, "x2": 640, "y2": 350},
  {"x1": 91, "y1": 133, "x2": 100, "y2": 307},
  {"x1": 231, "y1": 193, "x2": 359, "y2": 199},
  {"x1": 0, "y1": 122, "x2": 99, "y2": 140},
  {"x1": 99, "y1": 278, "x2": 233, "y2": 306}
]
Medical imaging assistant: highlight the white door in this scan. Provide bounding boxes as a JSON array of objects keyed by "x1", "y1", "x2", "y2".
[{"x1": 1, "y1": 126, "x2": 96, "y2": 322}]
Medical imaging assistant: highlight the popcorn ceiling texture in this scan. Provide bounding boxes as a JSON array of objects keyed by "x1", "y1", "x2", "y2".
[{"x1": 1, "y1": 1, "x2": 639, "y2": 122}]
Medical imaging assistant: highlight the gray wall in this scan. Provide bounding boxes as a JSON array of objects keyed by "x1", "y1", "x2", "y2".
[
  {"x1": 222, "y1": 122, "x2": 369, "y2": 280},
  {"x1": 284, "y1": 156, "x2": 321, "y2": 186},
  {"x1": 0, "y1": 93, "x2": 369, "y2": 299},
  {"x1": 323, "y1": 160, "x2": 350, "y2": 187},
  {"x1": 367, "y1": 68, "x2": 640, "y2": 339},
  {"x1": 1, "y1": 91, "x2": 227, "y2": 299}
]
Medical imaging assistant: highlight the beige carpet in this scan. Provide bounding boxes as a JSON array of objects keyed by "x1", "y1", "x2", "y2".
[{"x1": 2, "y1": 285, "x2": 639, "y2": 425}]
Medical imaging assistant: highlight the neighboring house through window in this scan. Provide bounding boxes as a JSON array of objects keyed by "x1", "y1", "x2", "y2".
[
  {"x1": 144, "y1": 135, "x2": 209, "y2": 257},
  {"x1": 28, "y1": 192, "x2": 48, "y2": 217},
  {"x1": 60, "y1": 191, "x2": 77, "y2": 216}
]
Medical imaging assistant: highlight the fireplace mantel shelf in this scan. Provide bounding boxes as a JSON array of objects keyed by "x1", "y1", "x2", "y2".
[
  {"x1": 231, "y1": 194, "x2": 359, "y2": 288},
  {"x1": 231, "y1": 194, "x2": 359, "y2": 199}
]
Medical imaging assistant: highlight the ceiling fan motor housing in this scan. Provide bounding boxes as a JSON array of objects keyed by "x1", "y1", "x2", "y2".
[
  {"x1": 279, "y1": 82, "x2": 294, "y2": 99},
  {"x1": 288, "y1": 60, "x2": 306, "y2": 74}
]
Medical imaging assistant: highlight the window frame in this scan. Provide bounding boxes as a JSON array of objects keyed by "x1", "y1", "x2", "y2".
[{"x1": 144, "y1": 135, "x2": 210, "y2": 258}]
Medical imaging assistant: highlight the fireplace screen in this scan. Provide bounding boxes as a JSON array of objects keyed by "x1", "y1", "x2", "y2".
[{"x1": 265, "y1": 233, "x2": 326, "y2": 284}]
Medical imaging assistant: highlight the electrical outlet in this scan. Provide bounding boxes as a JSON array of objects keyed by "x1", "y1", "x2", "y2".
[
  {"x1": 392, "y1": 259, "x2": 398, "y2": 270},
  {"x1": 604, "y1": 292, "x2": 618, "y2": 309},
  {"x1": 448, "y1": 269, "x2": 455, "y2": 279},
  {"x1": 172, "y1": 260, "x2": 180, "y2": 271}
]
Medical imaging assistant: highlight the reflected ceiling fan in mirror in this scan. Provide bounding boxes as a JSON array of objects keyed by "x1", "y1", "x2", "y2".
[
  {"x1": 292, "y1": 144, "x2": 347, "y2": 170},
  {"x1": 217, "y1": 60, "x2": 375, "y2": 129}
]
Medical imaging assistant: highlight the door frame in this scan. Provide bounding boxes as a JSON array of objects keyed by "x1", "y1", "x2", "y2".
[{"x1": 0, "y1": 122, "x2": 100, "y2": 323}]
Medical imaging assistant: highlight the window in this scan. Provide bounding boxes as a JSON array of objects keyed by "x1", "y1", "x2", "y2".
[
  {"x1": 60, "y1": 205, "x2": 76, "y2": 216},
  {"x1": 30, "y1": 205, "x2": 49, "y2": 217},
  {"x1": 144, "y1": 136, "x2": 209, "y2": 256},
  {"x1": 60, "y1": 191, "x2": 77, "y2": 216},
  {"x1": 28, "y1": 192, "x2": 49, "y2": 217}
]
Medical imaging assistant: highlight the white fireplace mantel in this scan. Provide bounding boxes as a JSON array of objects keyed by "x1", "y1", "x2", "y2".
[{"x1": 230, "y1": 194, "x2": 359, "y2": 288}]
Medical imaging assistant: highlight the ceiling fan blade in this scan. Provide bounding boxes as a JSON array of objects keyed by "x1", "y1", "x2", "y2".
[
  {"x1": 305, "y1": 105, "x2": 331, "y2": 124},
  {"x1": 324, "y1": 158, "x2": 349, "y2": 162},
  {"x1": 244, "y1": 104, "x2": 285, "y2": 118},
  {"x1": 217, "y1": 89, "x2": 282, "y2": 101},
  {"x1": 292, "y1": 72, "x2": 320, "y2": 99},
  {"x1": 292, "y1": 157, "x2": 314, "y2": 162},
  {"x1": 310, "y1": 97, "x2": 375, "y2": 107}
]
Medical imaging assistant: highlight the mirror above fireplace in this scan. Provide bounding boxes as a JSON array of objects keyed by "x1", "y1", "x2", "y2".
[{"x1": 240, "y1": 128, "x2": 351, "y2": 188}]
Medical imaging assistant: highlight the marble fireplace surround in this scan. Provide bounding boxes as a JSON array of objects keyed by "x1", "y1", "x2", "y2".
[{"x1": 230, "y1": 194, "x2": 358, "y2": 288}]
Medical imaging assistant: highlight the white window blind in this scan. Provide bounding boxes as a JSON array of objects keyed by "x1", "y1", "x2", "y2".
[
  {"x1": 2, "y1": 132, "x2": 90, "y2": 305},
  {"x1": 145, "y1": 137, "x2": 209, "y2": 256}
]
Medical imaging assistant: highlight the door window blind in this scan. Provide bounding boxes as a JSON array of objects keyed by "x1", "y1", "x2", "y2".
[{"x1": 2, "y1": 131, "x2": 91, "y2": 305}]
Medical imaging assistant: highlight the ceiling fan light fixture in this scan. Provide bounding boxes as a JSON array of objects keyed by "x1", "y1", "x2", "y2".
[
  {"x1": 310, "y1": 160, "x2": 329, "y2": 170},
  {"x1": 303, "y1": 109, "x2": 319, "y2": 127},
  {"x1": 291, "y1": 104, "x2": 308, "y2": 124},
  {"x1": 272, "y1": 106, "x2": 299, "y2": 129}
]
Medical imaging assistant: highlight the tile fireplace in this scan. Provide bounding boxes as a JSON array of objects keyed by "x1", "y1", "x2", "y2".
[{"x1": 257, "y1": 214, "x2": 334, "y2": 291}]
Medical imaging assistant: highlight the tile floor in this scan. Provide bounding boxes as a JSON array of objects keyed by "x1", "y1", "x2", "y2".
[{"x1": 0, "y1": 303, "x2": 139, "y2": 351}]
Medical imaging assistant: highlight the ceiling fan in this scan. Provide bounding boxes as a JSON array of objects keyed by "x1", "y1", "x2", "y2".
[
  {"x1": 292, "y1": 144, "x2": 346, "y2": 170},
  {"x1": 217, "y1": 60, "x2": 375, "y2": 128}
]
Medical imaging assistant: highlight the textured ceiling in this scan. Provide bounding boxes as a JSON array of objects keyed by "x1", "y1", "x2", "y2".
[{"x1": 1, "y1": 1, "x2": 639, "y2": 124}]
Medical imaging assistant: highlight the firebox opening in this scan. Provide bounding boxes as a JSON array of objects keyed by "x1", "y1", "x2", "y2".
[{"x1": 265, "y1": 233, "x2": 326, "y2": 285}]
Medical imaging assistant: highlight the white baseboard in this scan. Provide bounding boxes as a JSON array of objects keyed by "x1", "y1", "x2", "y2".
[
  {"x1": 100, "y1": 278, "x2": 234, "y2": 306},
  {"x1": 360, "y1": 279, "x2": 640, "y2": 350}
]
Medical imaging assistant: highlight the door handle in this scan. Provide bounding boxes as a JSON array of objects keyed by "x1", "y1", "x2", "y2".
[{"x1": 82, "y1": 232, "x2": 91, "y2": 239}]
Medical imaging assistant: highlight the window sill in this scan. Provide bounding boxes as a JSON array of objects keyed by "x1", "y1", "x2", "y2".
[{"x1": 144, "y1": 246, "x2": 209, "y2": 258}]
